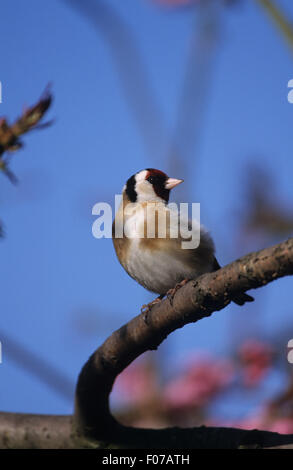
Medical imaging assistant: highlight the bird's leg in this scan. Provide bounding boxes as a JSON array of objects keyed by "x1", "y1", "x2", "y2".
[
  {"x1": 141, "y1": 294, "x2": 164, "y2": 315},
  {"x1": 166, "y1": 279, "x2": 189, "y2": 305}
]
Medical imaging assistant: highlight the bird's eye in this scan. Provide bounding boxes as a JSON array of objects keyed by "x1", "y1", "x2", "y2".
[{"x1": 147, "y1": 176, "x2": 154, "y2": 184}]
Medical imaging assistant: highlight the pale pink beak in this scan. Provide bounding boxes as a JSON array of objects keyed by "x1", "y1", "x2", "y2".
[{"x1": 165, "y1": 177, "x2": 184, "y2": 190}]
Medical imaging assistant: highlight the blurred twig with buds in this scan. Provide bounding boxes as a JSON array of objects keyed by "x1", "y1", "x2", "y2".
[
  {"x1": 0, "y1": 86, "x2": 53, "y2": 184},
  {"x1": 0, "y1": 86, "x2": 53, "y2": 236},
  {"x1": 256, "y1": 0, "x2": 293, "y2": 53}
]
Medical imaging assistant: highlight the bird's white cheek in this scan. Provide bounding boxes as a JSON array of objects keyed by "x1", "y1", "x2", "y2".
[{"x1": 136, "y1": 181, "x2": 156, "y2": 202}]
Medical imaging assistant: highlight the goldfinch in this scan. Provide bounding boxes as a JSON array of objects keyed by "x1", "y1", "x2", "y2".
[{"x1": 112, "y1": 169, "x2": 254, "y2": 310}]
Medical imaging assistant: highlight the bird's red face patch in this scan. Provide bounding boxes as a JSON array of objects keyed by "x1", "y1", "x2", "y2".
[
  {"x1": 145, "y1": 168, "x2": 169, "y2": 202},
  {"x1": 145, "y1": 169, "x2": 167, "y2": 180}
]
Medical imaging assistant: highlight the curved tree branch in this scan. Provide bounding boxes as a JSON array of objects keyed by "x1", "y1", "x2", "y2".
[
  {"x1": 1, "y1": 238, "x2": 293, "y2": 448},
  {"x1": 73, "y1": 237, "x2": 293, "y2": 448}
]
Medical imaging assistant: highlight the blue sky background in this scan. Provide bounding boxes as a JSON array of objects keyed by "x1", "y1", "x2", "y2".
[{"x1": 0, "y1": 0, "x2": 293, "y2": 419}]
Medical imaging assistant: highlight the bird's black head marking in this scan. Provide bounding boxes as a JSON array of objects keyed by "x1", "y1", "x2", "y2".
[
  {"x1": 125, "y1": 174, "x2": 137, "y2": 202},
  {"x1": 146, "y1": 168, "x2": 169, "y2": 202}
]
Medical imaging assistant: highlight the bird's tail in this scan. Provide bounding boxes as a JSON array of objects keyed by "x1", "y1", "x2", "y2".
[{"x1": 232, "y1": 292, "x2": 254, "y2": 306}]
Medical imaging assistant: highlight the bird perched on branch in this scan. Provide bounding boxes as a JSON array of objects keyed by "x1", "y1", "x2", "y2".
[{"x1": 112, "y1": 168, "x2": 254, "y2": 312}]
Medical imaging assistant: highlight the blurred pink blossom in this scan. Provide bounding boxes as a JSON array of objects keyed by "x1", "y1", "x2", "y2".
[
  {"x1": 238, "y1": 339, "x2": 274, "y2": 387},
  {"x1": 163, "y1": 356, "x2": 234, "y2": 410},
  {"x1": 269, "y1": 418, "x2": 293, "y2": 434},
  {"x1": 216, "y1": 410, "x2": 293, "y2": 435},
  {"x1": 114, "y1": 359, "x2": 159, "y2": 407}
]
